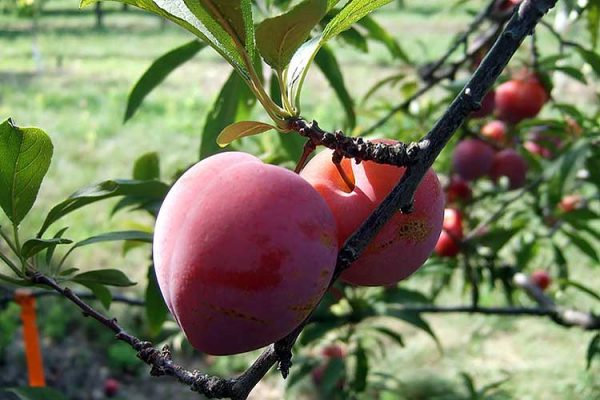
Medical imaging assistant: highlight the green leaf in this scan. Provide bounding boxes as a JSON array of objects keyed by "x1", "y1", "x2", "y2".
[
  {"x1": 80, "y1": 0, "x2": 249, "y2": 77},
  {"x1": 216, "y1": 121, "x2": 275, "y2": 147},
  {"x1": 577, "y1": 46, "x2": 600, "y2": 77},
  {"x1": 61, "y1": 230, "x2": 152, "y2": 266},
  {"x1": 133, "y1": 152, "x2": 160, "y2": 180},
  {"x1": 314, "y1": 45, "x2": 356, "y2": 128},
  {"x1": 370, "y1": 325, "x2": 405, "y2": 347},
  {"x1": 562, "y1": 280, "x2": 600, "y2": 301},
  {"x1": 73, "y1": 230, "x2": 153, "y2": 249},
  {"x1": 286, "y1": 358, "x2": 319, "y2": 389},
  {"x1": 352, "y1": 340, "x2": 368, "y2": 392},
  {"x1": 124, "y1": 40, "x2": 206, "y2": 122},
  {"x1": 299, "y1": 320, "x2": 343, "y2": 345},
  {"x1": 286, "y1": 36, "x2": 323, "y2": 109},
  {"x1": 587, "y1": 1, "x2": 600, "y2": 49},
  {"x1": 255, "y1": 0, "x2": 328, "y2": 70},
  {"x1": 73, "y1": 269, "x2": 136, "y2": 287},
  {"x1": 199, "y1": 70, "x2": 257, "y2": 159},
  {"x1": 554, "y1": 66, "x2": 587, "y2": 84},
  {"x1": 2, "y1": 387, "x2": 68, "y2": 400},
  {"x1": 182, "y1": 0, "x2": 252, "y2": 73},
  {"x1": 21, "y1": 237, "x2": 73, "y2": 259},
  {"x1": 386, "y1": 309, "x2": 441, "y2": 349},
  {"x1": 562, "y1": 229, "x2": 599, "y2": 263},
  {"x1": 0, "y1": 118, "x2": 53, "y2": 225},
  {"x1": 46, "y1": 227, "x2": 69, "y2": 267},
  {"x1": 322, "y1": 0, "x2": 393, "y2": 42},
  {"x1": 587, "y1": 333, "x2": 600, "y2": 369},
  {"x1": 356, "y1": 15, "x2": 410, "y2": 62},
  {"x1": 80, "y1": 282, "x2": 113, "y2": 309},
  {"x1": 146, "y1": 264, "x2": 169, "y2": 335},
  {"x1": 38, "y1": 179, "x2": 168, "y2": 237}
]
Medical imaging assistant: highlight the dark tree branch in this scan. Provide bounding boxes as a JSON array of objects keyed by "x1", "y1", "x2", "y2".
[{"x1": 360, "y1": 0, "x2": 510, "y2": 136}]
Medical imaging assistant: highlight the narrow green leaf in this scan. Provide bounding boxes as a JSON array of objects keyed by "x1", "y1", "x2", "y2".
[
  {"x1": 386, "y1": 309, "x2": 441, "y2": 349},
  {"x1": 124, "y1": 40, "x2": 205, "y2": 122},
  {"x1": 314, "y1": 45, "x2": 356, "y2": 128},
  {"x1": 352, "y1": 340, "x2": 368, "y2": 392},
  {"x1": 379, "y1": 287, "x2": 431, "y2": 305},
  {"x1": 286, "y1": 35, "x2": 323, "y2": 109},
  {"x1": 216, "y1": 121, "x2": 275, "y2": 147},
  {"x1": 133, "y1": 152, "x2": 160, "y2": 180},
  {"x1": 38, "y1": 179, "x2": 168, "y2": 237},
  {"x1": 73, "y1": 269, "x2": 136, "y2": 287},
  {"x1": 146, "y1": 264, "x2": 169, "y2": 335},
  {"x1": 79, "y1": 282, "x2": 113, "y2": 309},
  {"x1": 370, "y1": 326, "x2": 405, "y2": 347},
  {"x1": 255, "y1": 0, "x2": 328, "y2": 70},
  {"x1": 562, "y1": 230, "x2": 599, "y2": 263},
  {"x1": 2, "y1": 387, "x2": 68, "y2": 400},
  {"x1": 577, "y1": 46, "x2": 600, "y2": 76},
  {"x1": 21, "y1": 237, "x2": 73, "y2": 259},
  {"x1": 562, "y1": 280, "x2": 600, "y2": 301},
  {"x1": 587, "y1": 333, "x2": 600, "y2": 369},
  {"x1": 322, "y1": 0, "x2": 393, "y2": 42},
  {"x1": 586, "y1": 1, "x2": 600, "y2": 49},
  {"x1": 0, "y1": 118, "x2": 53, "y2": 225},
  {"x1": 80, "y1": 0, "x2": 248, "y2": 77},
  {"x1": 357, "y1": 15, "x2": 410, "y2": 62},
  {"x1": 199, "y1": 0, "x2": 256, "y2": 58},
  {"x1": 286, "y1": 358, "x2": 319, "y2": 389},
  {"x1": 199, "y1": 70, "x2": 257, "y2": 159},
  {"x1": 73, "y1": 230, "x2": 153, "y2": 249},
  {"x1": 299, "y1": 320, "x2": 343, "y2": 345},
  {"x1": 554, "y1": 66, "x2": 587, "y2": 84},
  {"x1": 46, "y1": 227, "x2": 69, "y2": 267}
]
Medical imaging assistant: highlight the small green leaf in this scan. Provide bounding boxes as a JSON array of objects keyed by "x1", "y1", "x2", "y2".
[
  {"x1": 286, "y1": 358, "x2": 319, "y2": 389},
  {"x1": 38, "y1": 179, "x2": 168, "y2": 237},
  {"x1": 386, "y1": 309, "x2": 441, "y2": 350},
  {"x1": 216, "y1": 121, "x2": 275, "y2": 147},
  {"x1": 73, "y1": 269, "x2": 136, "y2": 287},
  {"x1": 61, "y1": 231, "x2": 152, "y2": 266},
  {"x1": 2, "y1": 387, "x2": 68, "y2": 400},
  {"x1": 370, "y1": 326, "x2": 405, "y2": 347},
  {"x1": 352, "y1": 340, "x2": 368, "y2": 392},
  {"x1": 299, "y1": 320, "x2": 343, "y2": 345},
  {"x1": 322, "y1": 0, "x2": 393, "y2": 42},
  {"x1": 199, "y1": 70, "x2": 257, "y2": 159},
  {"x1": 586, "y1": 2, "x2": 600, "y2": 49},
  {"x1": 587, "y1": 333, "x2": 600, "y2": 369},
  {"x1": 562, "y1": 230, "x2": 599, "y2": 263},
  {"x1": 124, "y1": 40, "x2": 206, "y2": 122},
  {"x1": 46, "y1": 227, "x2": 69, "y2": 267},
  {"x1": 255, "y1": 0, "x2": 328, "y2": 70},
  {"x1": 379, "y1": 287, "x2": 431, "y2": 305},
  {"x1": 321, "y1": 357, "x2": 345, "y2": 394},
  {"x1": 0, "y1": 118, "x2": 53, "y2": 225},
  {"x1": 561, "y1": 280, "x2": 600, "y2": 301},
  {"x1": 133, "y1": 152, "x2": 160, "y2": 181},
  {"x1": 21, "y1": 238, "x2": 73, "y2": 259},
  {"x1": 314, "y1": 45, "x2": 356, "y2": 128},
  {"x1": 146, "y1": 264, "x2": 169, "y2": 335},
  {"x1": 80, "y1": 282, "x2": 113, "y2": 309},
  {"x1": 577, "y1": 46, "x2": 600, "y2": 76},
  {"x1": 286, "y1": 36, "x2": 323, "y2": 109}
]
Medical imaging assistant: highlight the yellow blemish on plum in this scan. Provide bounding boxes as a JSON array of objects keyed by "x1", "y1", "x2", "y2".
[
  {"x1": 207, "y1": 304, "x2": 266, "y2": 324},
  {"x1": 320, "y1": 232, "x2": 336, "y2": 248},
  {"x1": 365, "y1": 217, "x2": 431, "y2": 255}
]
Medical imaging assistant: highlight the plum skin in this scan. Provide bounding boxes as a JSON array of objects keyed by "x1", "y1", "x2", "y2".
[
  {"x1": 452, "y1": 139, "x2": 496, "y2": 181},
  {"x1": 300, "y1": 142, "x2": 444, "y2": 286},
  {"x1": 489, "y1": 149, "x2": 528, "y2": 189},
  {"x1": 153, "y1": 152, "x2": 339, "y2": 355},
  {"x1": 495, "y1": 77, "x2": 547, "y2": 124}
]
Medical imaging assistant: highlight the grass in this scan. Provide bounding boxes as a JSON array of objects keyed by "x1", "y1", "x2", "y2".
[{"x1": 1, "y1": 1, "x2": 599, "y2": 399}]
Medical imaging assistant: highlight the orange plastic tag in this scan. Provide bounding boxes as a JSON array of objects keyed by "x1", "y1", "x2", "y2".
[{"x1": 15, "y1": 289, "x2": 46, "y2": 387}]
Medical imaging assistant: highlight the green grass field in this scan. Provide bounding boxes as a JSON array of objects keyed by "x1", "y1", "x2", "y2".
[{"x1": 1, "y1": 1, "x2": 599, "y2": 399}]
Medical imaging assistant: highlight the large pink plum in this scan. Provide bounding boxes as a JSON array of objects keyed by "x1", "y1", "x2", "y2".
[
  {"x1": 300, "y1": 141, "x2": 444, "y2": 286},
  {"x1": 153, "y1": 152, "x2": 338, "y2": 355},
  {"x1": 489, "y1": 149, "x2": 528, "y2": 189}
]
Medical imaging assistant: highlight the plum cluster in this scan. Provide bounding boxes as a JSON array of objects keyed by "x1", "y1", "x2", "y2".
[{"x1": 153, "y1": 146, "x2": 444, "y2": 355}]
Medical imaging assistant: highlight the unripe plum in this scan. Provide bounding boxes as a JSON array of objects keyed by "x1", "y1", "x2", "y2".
[
  {"x1": 559, "y1": 194, "x2": 582, "y2": 213},
  {"x1": 495, "y1": 76, "x2": 548, "y2": 124},
  {"x1": 452, "y1": 139, "x2": 495, "y2": 181},
  {"x1": 103, "y1": 378, "x2": 120, "y2": 398},
  {"x1": 446, "y1": 175, "x2": 472, "y2": 204},
  {"x1": 153, "y1": 152, "x2": 339, "y2": 355},
  {"x1": 489, "y1": 149, "x2": 528, "y2": 189},
  {"x1": 531, "y1": 270, "x2": 551, "y2": 291},
  {"x1": 481, "y1": 120, "x2": 507, "y2": 144},
  {"x1": 435, "y1": 231, "x2": 461, "y2": 257},
  {"x1": 300, "y1": 142, "x2": 444, "y2": 286}
]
